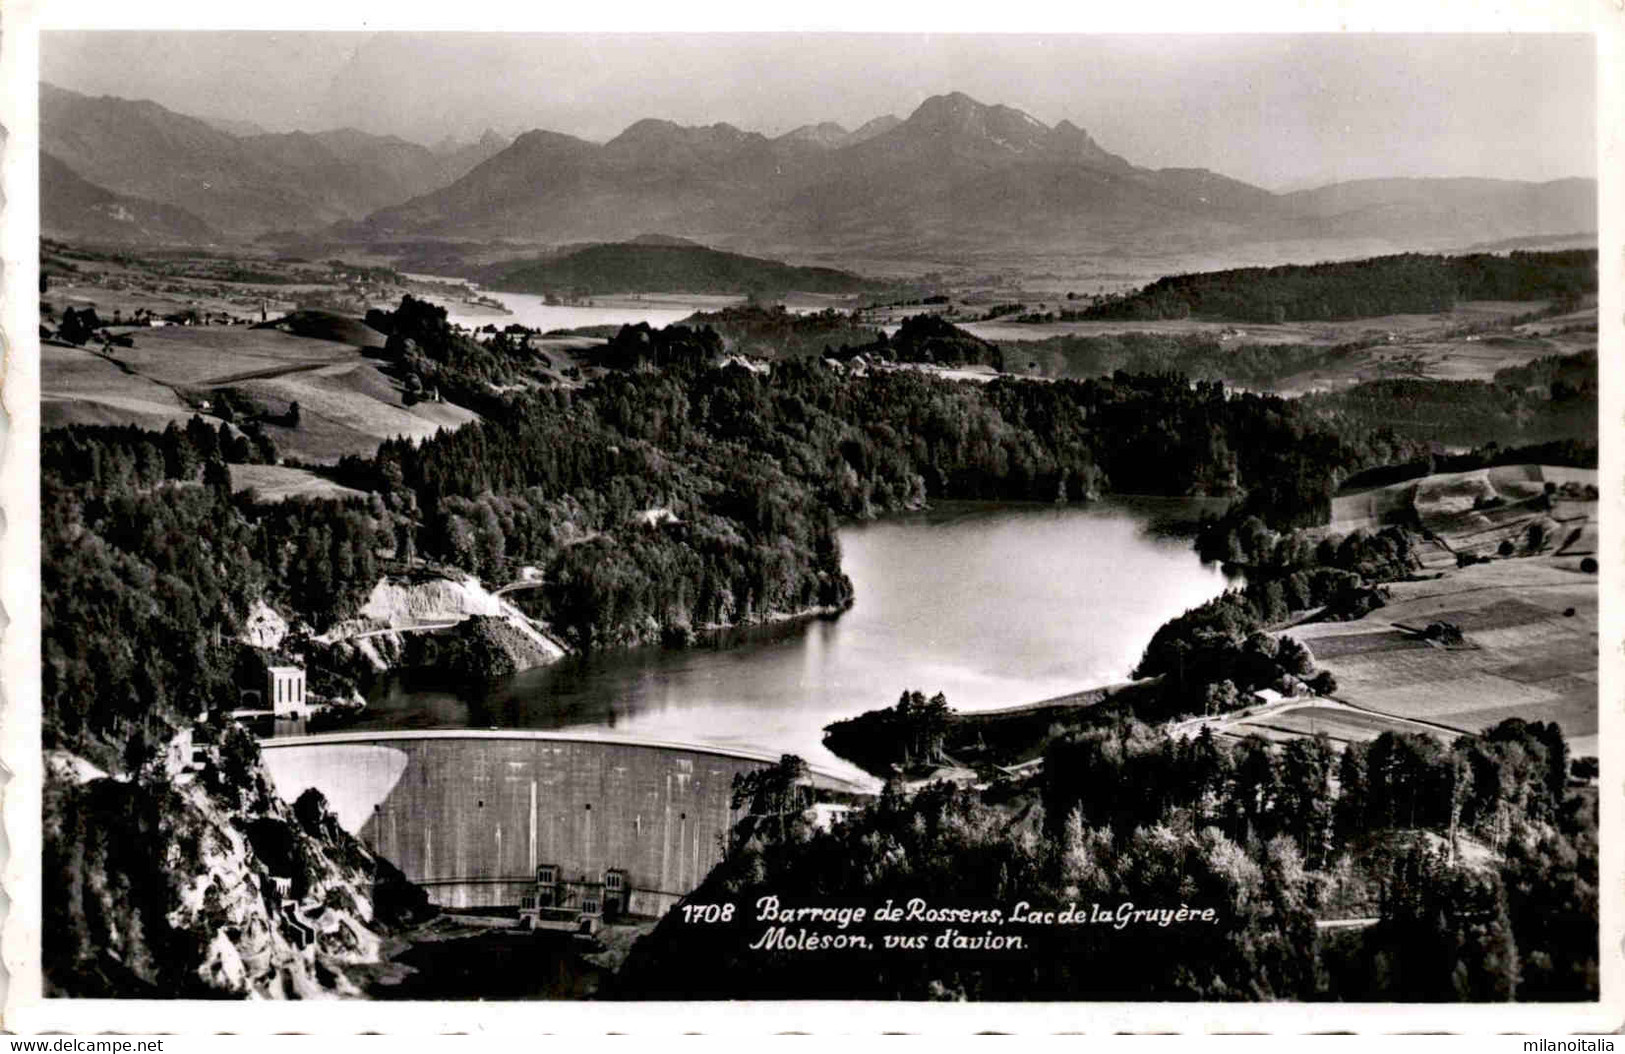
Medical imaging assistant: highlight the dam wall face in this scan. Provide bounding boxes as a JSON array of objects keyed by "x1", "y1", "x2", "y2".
[{"x1": 261, "y1": 732, "x2": 775, "y2": 915}]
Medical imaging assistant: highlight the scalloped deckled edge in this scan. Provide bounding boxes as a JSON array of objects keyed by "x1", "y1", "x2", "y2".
[
  {"x1": 0, "y1": 0, "x2": 46, "y2": 1029},
  {"x1": 1, "y1": 4, "x2": 1622, "y2": 1036}
]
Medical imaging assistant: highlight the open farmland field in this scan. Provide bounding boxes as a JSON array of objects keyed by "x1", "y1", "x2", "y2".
[
  {"x1": 971, "y1": 299, "x2": 1594, "y2": 399},
  {"x1": 964, "y1": 316, "x2": 1336, "y2": 344},
  {"x1": 98, "y1": 325, "x2": 368, "y2": 386},
  {"x1": 1269, "y1": 304, "x2": 1595, "y2": 395},
  {"x1": 1233, "y1": 704, "x2": 1455, "y2": 745},
  {"x1": 1287, "y1": 555, "x2": 1598, "y2": 756},
  {"x1": 1331, "y1": 465, "x2": 1597, "y2": 563},
  {"x1": 968, "y1": 299, "x2": 1581, "y2": 347},
  {"x1": 229, "y1": 360, "x2": 478, "y2": 462},
  {"x1": 228, "y1": 464, "x2": 370, "y2": 503},
  {"x1": 41, "y1": 239, "x2": 488, "y2": 326},
  {"x1": 40, "y1": 342, "x2": 198, "y2": 430},
  {"x1": 42, "y1": 270, "x2": 302, "y2": 324},
  {"x1": 40, "y1": 320, "x2": 480, "y2": 464}
]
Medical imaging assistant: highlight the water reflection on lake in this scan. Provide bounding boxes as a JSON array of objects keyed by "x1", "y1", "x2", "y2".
[{"x1": 358, "y1": 500, "x2": 1233, "y2": 783}]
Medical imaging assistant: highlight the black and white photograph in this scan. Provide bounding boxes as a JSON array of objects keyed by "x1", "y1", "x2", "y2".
[{"x1": 2, "y1": 4, "x2": 1620, "y2": 1033}]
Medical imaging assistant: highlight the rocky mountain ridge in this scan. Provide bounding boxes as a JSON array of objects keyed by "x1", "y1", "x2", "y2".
[{"x1": 43, "y1": 719, "x2": 432, "y2": 998}]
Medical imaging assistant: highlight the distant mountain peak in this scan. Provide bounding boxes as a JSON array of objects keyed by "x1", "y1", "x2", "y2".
[
  {"x1": 918, "y1": 90, "x2": 980, "y2": 111},
  {"x1": 509, "y1": 127, "x2": 594, "y2": 151},
  {"x1": 49, "y1": 82, "x2": 1592, "y2": 259},
  {"x1": 614, "y1": 117, "x2": 683, "y2": 141},
  {"x1": 609, "y1": 117, "x2": 767, "y2": 150},
  {"x1": 895, "y1": 92, "x2": 1058, "y2": 156},
  {"x1": 908, "y1": 91, "x2": 992, "y2": 124},
  {"x1": 909, "y1": 91, "x2": 1042, "y2": 126},
  {"x1": 778, "y1": 121, "x2": 851, "y2": 148},
  {"x1": 847, "y1": 114, "x2": 902, "y2": 144}
]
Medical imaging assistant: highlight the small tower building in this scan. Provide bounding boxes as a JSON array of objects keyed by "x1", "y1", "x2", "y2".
[{"x1": 267, "y1": 665, "x2": 307, "y2": 718}]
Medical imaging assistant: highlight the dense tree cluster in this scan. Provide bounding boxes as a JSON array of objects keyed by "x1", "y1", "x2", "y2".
[
  {"x1": 592, "y1": 321, "x2": 725, "y2": 372},
  {"x1": 616, "y1": 771, "x2": 1323, "y2": 1001},
  {"x1": 365, "y1": 294, "x2": 549, "y2": 410},
  {"x1": 342, "y1": 374, "x2": 856, "y2": 649},
  {"x1": 42, "y1": 424, "x2": 388, "y2": 768},
  {"x1": 1301, "y1": 376, "x2": 1597, "y2": 449},
  {"x1": 829, "y1": 313, "x2": 1004, "y2": 369},
  {"x1": 1129, "y1": 523, "x2": 1423, "y2": 717},
  {"x1": 682, "y1": 304, "x2": 884, "y2": 360},
  {"x1": 1492, "y1": 348, "x2": 1597, "y2": 401},
  {"x1": 1081, "y1": 251, "x2": 1597, "y2": 324},
  {"x1": 1335, "y1": 437, "x2": 1597, "y2": 494},
  {"x1": 1447, "y1": 251, "x2": 1596, "y2": 304},
  {"x1": 823, "y1": 689, "x2": 952, "y2": 775},
  {"x1": 1010, "y1": 329, "x2": 1366, "y2": 388},
  {"x1": 55, "y1": 305, "x2": 105, "y2": 345}
]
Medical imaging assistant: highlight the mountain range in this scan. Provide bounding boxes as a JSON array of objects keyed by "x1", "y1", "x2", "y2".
[
  {"x1": 361, "y1": 92, "x2": 1593, "y2": 259},
  {"x1": 40, "y1": 83, "x2": 510, "y2": 239},
  {"x1": 40, "y1": 85, "x2": 1595, "y2": 263}
]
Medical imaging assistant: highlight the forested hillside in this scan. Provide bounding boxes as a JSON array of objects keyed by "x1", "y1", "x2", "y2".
[
  {"x1": 616, "y1": 713, "x2": 1594, "y2": 1000},
  {"x1": 42, "y1": 424, "x2": 390, "y2": 766},
  {"x1": 478, "y1": 242, "x2": 883, "y2": 297},
  {"x1": 1082, "y1": 250, "x2": 1596, "y2": 323},
  {"x1": 1010, "y1": 330, "x2": 1354, "y2": 388},
  {"x1": 42, "y1": 289, "x2": 1598, "y2": 1000},
  {"x1": 1301, "y1": 375, "x2": 1596, "y2": 449},
  {"x1": 682, "y1": 304, "x2": 884, "y2": 360},
  {"x1": 329, "y1": 304, "x2": 1447, "y2": 652},
  {"x1": 41, "y1": 418, "x2": 436, "y2": 997}
]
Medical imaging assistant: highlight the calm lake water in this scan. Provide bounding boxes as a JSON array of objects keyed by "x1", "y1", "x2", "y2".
[
  {"x1": 438, "y1": 288, "x2": 739, "y2": 334},
  {"x1": 356, "y1": 500, "x2": 1233, "y2": 784}
]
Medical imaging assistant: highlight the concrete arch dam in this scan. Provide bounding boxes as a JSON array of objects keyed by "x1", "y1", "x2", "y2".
[{"x1": 259, "y1": 730, "x2": 862, "y2": 915}]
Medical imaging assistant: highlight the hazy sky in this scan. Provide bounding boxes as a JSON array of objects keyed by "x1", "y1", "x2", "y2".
[{"x1": 41, "y1": 32, "x2": 1595, "y2": 189}]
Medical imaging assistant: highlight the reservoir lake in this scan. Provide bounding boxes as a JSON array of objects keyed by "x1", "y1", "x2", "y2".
[
  {"x1": 358, "y1": 500, "x2": 1234, "y2": 785},
  {"x1": 438, "y1": 289, "x2": 743, "y2": 333}
]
